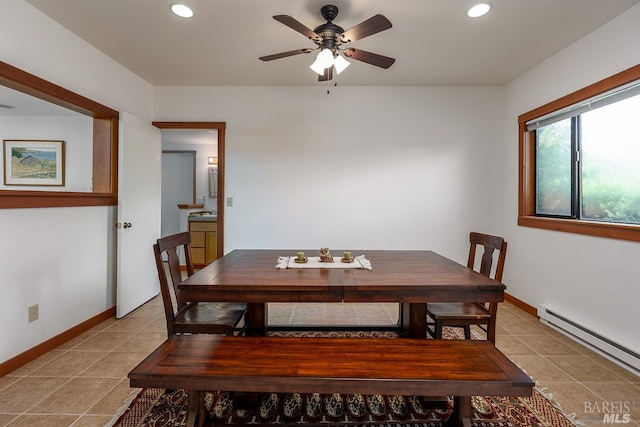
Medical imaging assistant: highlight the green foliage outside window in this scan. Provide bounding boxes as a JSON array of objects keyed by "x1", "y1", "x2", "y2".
[
  {"x1": 536, "y1": 120, "x2": 571, "y2": 216},
  {"x1": 535, "y1": 94, "x2": 640, "y2": 225},
  {"x1": 581, "y1": 95, "x2": 640, "y2": 224}
]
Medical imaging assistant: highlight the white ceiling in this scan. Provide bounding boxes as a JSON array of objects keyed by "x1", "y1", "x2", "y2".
[
  {"x1": 24, "y1": 0, "x2": 640, "y2": 87},
  {"x1": 0, "y1": 86, "x2": 83, "y2": 116}
]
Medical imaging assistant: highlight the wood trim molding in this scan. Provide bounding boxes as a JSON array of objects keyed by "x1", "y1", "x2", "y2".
[
  {"x1": 0, "y1": 191, "x2": 117, "y2": 208},
  {"x1": 518, "y1": 215, "x2": 640, "y2": 242},
  {"x1": 0, "y1": 62, "x2": 119, "y2": 119},
  {"x1": 504, "y1": 293, "x2": 538, "y2": 318},
  {"x1": 517, "y1": 64, "x2": 640, "y2": 242},
  {"x1": 518, "y1": 64, "x2": 640, "y2": 124},
  {"x1": 0, "y1": 306, "x2": 116, "y2": 377}
]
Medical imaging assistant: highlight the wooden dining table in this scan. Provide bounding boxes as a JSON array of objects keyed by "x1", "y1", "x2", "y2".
[{"x1": 178, "y1": 249, "x2": 506, "y2": 338}]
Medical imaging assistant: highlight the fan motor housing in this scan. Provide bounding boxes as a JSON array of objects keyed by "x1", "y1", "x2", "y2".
[
  {"x1": 313, "y1": 22, "x2": 344, "y2": 49},
  {"x1": 314, "y1": 5, "x2": 344, "y2": 49}
]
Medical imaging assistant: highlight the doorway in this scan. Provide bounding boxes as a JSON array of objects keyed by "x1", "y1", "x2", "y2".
[
  {"x1": 161, "y1": 151, "x2": 196, "y2": 238},
  {"x1": 153, "y1": 122, "x2": 226, "y2": 258}
]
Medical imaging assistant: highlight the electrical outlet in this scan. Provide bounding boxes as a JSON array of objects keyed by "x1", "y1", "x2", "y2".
[
  {"x1": 28, "y1": 304, "x2": 39, "y2": 322},
  {"x1": 227, "y1": 197, "x2": 233, "y2": 207}
]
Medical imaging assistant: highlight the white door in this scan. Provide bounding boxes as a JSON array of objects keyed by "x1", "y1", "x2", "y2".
[{"x1": 116, "y1": 112, "x2": 162, "y2": 318}]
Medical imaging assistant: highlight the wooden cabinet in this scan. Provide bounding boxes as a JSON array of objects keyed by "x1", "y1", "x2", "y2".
[
  {"x1": 188, "y1": 220, "x2": 217, "y2": 267},
  {"x1": 205, "y1": 231, "x2": 217, "y2": 264}
]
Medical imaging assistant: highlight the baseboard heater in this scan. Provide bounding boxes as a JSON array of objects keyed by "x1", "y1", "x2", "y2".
[{"x1": 538, "y1": 305, "x2": 640, "y2": 374}]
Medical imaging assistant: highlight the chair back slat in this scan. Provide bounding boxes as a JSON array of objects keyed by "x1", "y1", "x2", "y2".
[
  {"x1": 467, "y1": 232, "x2": 507, "y2": 282},
  {"x1": 153, "y1": 242, "x2": 177, "y2": 336},
  {"x1": 157, "y1": 231, "x2": 195, "y2": 309}
]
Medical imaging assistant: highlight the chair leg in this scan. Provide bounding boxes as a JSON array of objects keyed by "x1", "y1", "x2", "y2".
[
  {"x1": 463, "y1": 326, "x2": 471, "y2": 339},
  {"x1": 487, "y1": 321, "x2": 496, "y2": 344},
  {"x1": 435, "y1": 320, "x2": 443, "y2": 339}
]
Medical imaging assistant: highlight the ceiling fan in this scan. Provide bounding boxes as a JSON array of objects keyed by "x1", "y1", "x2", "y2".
[{"x1": 259, "y1": 5, "x2": 395, "y2": 81}]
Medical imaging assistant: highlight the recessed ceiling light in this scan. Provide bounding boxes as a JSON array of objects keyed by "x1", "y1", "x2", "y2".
[
  {"x1": 170, "y1": 3, "x2": 194, "y2": 18},
  {"x1": 467, "y1": 3, "x2": 492, "y2": 18}
]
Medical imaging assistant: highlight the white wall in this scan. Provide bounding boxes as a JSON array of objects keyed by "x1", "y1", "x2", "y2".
[
  {"x1": 154, "y1": 85, "x2": 504, "y2": 261},
  {"x1": 0, "y1": 0, "x2": 154, "y2": 364},
  {"x1": 503, "y1": 4, "x2": 640, "y2": 354},
  {"x1": 0, "y1": 115, "x2": 93, "y2": 192}
]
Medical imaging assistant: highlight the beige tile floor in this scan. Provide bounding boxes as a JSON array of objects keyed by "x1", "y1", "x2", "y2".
[{"x1": 0, "y1": 298, "x2": 638, "y2": 427}]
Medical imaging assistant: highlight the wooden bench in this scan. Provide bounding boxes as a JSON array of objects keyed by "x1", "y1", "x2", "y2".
[{"x1": 128, "y1": 335, "x2": 534, "y2": 427}]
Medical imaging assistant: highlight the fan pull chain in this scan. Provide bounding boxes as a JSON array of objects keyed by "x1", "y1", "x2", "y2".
[{"x1": 326, "y1": 78, "x2": 338, "y2": 95}]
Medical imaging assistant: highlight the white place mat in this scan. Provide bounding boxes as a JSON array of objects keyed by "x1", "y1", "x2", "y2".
[{"x1": 276, "y1": 255, "x2": 372, "y2": 270}]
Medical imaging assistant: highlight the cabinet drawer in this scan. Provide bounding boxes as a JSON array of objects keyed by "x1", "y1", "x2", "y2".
[
  {"x1": 190, "y1": 231, "x2": 205, "y2": 247},
  {"x1": 190, "y1": 222, "x2": 217, "y2": 232}
]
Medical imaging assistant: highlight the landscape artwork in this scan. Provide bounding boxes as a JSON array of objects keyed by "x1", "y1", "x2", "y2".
[{"x1": 3, "y1": 140, "x2": 65, "y2": 186}]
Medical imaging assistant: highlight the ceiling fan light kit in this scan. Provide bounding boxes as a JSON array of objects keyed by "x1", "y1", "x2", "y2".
[
  {"x1": 309, "y1": 48, "x2": 335, "y2": 75},
  {"x1": 333, "y1": 54, "x2": 350, "y2": 74},
  {"x1": 259, "y1": 4, "x2": 395, "y2": 82},
  {"x1": 309, "y1": 49, "x2": 350, "y2": 76}
]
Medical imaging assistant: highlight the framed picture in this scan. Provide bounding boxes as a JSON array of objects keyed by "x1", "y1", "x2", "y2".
[{"x1": 3, "y1": 139, "x2": 65, "y2": 186}]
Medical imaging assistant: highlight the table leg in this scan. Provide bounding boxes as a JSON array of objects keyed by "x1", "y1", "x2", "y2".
[
  {"x1": 408, "y1": 303, "x2": 427, "y2": 338},
  {"x1": 245, "y1": 303, "x2": 267, "y2": 336},
  {"x1": 445, "y1": 396, "x2": 472, "y2": 427},
  {"x1": 400, "y1": 303, "x2": 409, "y2": 336},
  {"x1": 186, "y1": 390, "x2": 206, "y2": 427}
]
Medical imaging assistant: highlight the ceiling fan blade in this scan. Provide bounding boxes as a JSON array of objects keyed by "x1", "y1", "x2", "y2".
[
  {"x1": 343, "y1": 48, "x2": 395, "y2": 69},
  {"x1": 259, "y1": 48, "x2": 314, "y2": 61},
  {"x1": 273, "y1": 15, "x2": 320, "y2": 41},
  {"x1": 340, "y1": 14, "x2": 392, "y2": 43},
  {"x1": 318, "y1": 67, "x2": 334, "y2": 82}
]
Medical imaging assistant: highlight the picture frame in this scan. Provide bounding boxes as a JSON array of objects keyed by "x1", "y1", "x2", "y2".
[{"x1": 3, "y1": 139, "x2": 65, "y2": 186}]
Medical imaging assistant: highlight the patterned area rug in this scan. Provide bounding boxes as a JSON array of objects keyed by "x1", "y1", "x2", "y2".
[
  {"x1": 110, "y1": 386, "x2": 579, "y2": 427},
  {"x1": 109, "y1": 329, "x2": 581, "y2": 427}
]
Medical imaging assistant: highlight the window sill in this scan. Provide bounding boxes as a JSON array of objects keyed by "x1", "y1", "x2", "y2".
[
  {"x1": 0, "y1": 191, "x2": 117, "y2": 209},
  {"x1": 518, "y1": 215, "x2": 640, "y2": 242}
]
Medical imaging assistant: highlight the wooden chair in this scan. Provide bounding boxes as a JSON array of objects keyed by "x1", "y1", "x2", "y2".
[
  {"x1": 426, "y1": 232, "x2": 507, "y2": 343},
  {"x1": 153, "y1": 231, "x2": 247, "y2": 337}
]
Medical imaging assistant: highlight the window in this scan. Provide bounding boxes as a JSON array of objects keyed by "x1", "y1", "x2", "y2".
[
  {"x1": 0, "y1": 61, "x2": 118, "y2": 209},
  {"x1": 518, "y1": 64, "x2": 640, "y2": 242},
  {"x1": 535, "y1": 118, "x2": 573, "y2": 217}
]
